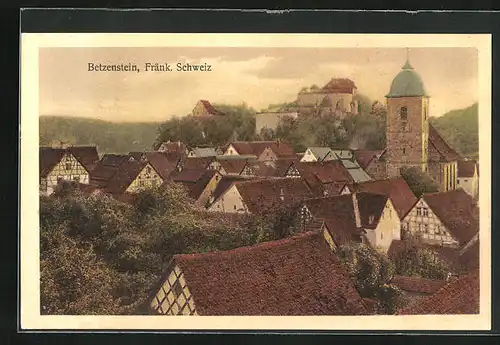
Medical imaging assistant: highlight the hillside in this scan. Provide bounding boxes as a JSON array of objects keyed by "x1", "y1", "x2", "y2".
[
  {"x1": 431, "y1": 103, "x2": 478, "y2": 159},
  {"x1": 40, "y1": 116, "x2": 161, "y2": 154}
]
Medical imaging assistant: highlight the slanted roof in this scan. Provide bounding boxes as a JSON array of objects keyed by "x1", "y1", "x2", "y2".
[
  {"x1": 353, "y1": 150, "x2": 384, "y2": 170},
  {"x1": 104, "y1": 160, "x2": 147, "y2": 194},
  {"x1": 228, "y1": 141, "x2": 295, "y2": 158},
  {"x1": 156, "y1": 140, "x2": 187, "y2": 153},
  {"x1": 296, "y1": 161, "x2": 353, "y2": 184},
  {"x1": 169, "y1": 231, "x2": 368, "y2": 315},
  {"x1": 189, "y1": 147, "x2": 218, "y2": 158},
  {"x1": 171, "y1": 169, "x2": 207, "y2": 183},
  {"x1": 40, "y1": 147, "x2": 66, "y2": 177},
  {"x1": 351, "y1": 177, "x2": 417, "y2": 219},
  {"x1": 69, "y1": 146, "x2": 99, "y2": 171},
  {"x1": 183, "y1": 157, "x2": 214, "y2": 171},
  {"x1": 398, "y1": 269, "x2": 479, "y2": 315},
  {"x1": 89, "y1": 154, "x2": 130, "y2": 182},
  {"x1": 306, "y1": 147, "x2": 332, "y2": 161},
  {"x1": 209, "y1": 175, "x2": 255, "y2": 203},
  {"x1": 235, "y1": 177, "x2": 314, "y2": 214},
  {"x1": 458, "y1": 239, "x2": 480, "y2": 271},
  {"x1": 303, "y1": 192, "x2": 388, "y2": 230},
  {"x1": 423, "y1": 189, "x2": 479, "y2": 245},
  {"x1": 143, "y1": 152, "x2": 179, "y2": 181},
  {"x1": 391, "y1": 275, "x2": 446, "y2": 295},
  {"x1": 428, "y1": 124, "x2": 461, "y2": 162},
  {"x1": 185, "y1": 170, "x2": 219, "y2": 200},
  {"x1": 217, "y1": 159, "x2": 247, "y2": 175},
  {"x1": 457, "y1": 160, "x2": 477, "y2": 178},
  {"x1": 322, "y1": 218, "x2": 364, "y2": 246},
  {"x1": 198, "y1": 100, "x2": 224, "y2": 115}
]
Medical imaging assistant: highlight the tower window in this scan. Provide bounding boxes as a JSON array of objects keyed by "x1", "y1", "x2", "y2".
[
  {"x1": 424, "y1": 107, "x2": 428, "y2": 120},
  {"x1": 402, "y1": 148, "x2": 406, "y2": 155},
  {"x1": 400, "y1": 107, "x2": 408, "y2": 121}
]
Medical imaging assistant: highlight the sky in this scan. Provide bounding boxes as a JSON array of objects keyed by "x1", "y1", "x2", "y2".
[{"x1": 39, "y1": 47, "x2": 478, "y2": 123}]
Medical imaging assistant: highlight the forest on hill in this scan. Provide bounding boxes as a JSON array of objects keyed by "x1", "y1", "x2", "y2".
[
  {"x1": 39, "y1": 101, "x2": 478, "y2": 157},
  {"x1": 430, "y1": 102, "x2": 478, "y2": 159},
  {"x1": 39, "y1": 116, "x2": 160, "y2": 154}
]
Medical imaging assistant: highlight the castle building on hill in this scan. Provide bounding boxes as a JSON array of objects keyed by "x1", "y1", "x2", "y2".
[
  {"x1": 296, "y1": 78, "x2": 359, "y2": 115},
  {"x1": 383, "y1": 56, "x2": 460, "y2": 192}
]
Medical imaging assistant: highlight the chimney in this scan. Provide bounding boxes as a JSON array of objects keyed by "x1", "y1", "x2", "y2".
[{"x1": 352, "y1": 193, "x2": 362, "y2": 228}]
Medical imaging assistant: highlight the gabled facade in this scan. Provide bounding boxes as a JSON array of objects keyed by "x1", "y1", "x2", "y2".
[
  {"x1": 40, "y1": 147, "x2": 93, "y2": 196},
  {"x1": 402, "y1": 198, "x2": 459, "y2": 247},
  {"x1": 187, "y1": 147, "x2": 218, "y2": 158},
  {"x1": 363, "y1": 197, "x2": 401, "y2": 252},
  {"x1": 191, "y1": 100, "x2": 224, "y2": 117},
  {"x1": 150, "y1": 264, "x2": 198, "y2": 315},
  {"x1": 125, "y1": 163, "x2": 164, "y2": 193},
  {"x1": 208, "y1": 184, "x2": 249, "y2": 213},
  {"x1": 401, "y1": 189, "x2": 479, "y2": 248},
  {"x1": 300, "y1": 147, "x2": 332, "y2": 162},
  {"x1": 284, "y1": 163, "x2": 301, "y2": 178},
  {"x1": 457, "y1": 160, "x2": 479, "y2": 198}
]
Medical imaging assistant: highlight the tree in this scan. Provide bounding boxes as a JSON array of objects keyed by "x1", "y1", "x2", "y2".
[
  {"x1": 337, "y1": 243, "x2": 405, "y2": 314},
  {"x1": 392, "y1": 235, "x2": 451, "y2": 280},
  {"x1": 400, "y1": 166, "x2": 439, "y2": 197}
]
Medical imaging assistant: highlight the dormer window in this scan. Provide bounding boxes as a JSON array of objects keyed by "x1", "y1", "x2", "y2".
[
  {"x1": 400, "y1": 106, "x2": 408, "y2": 121},
  {"x1": 368, "y1": 215, "x2": 375, "y2": 224}
]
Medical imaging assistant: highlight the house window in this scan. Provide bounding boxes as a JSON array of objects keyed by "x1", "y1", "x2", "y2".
[
  {"x1": 416, "y1": 207, "x2": 422, "y2": 216},
  {"x1": 146, "y1": 166, "x2": 151, "y2": 174},
  {"x1": 424, "y1": 107, "x2": 428, "y2": 120},
  {"x1": 65, "y1": 162, "x2": 71, "y2": 170},
  {"x1": 233, "y1": 205, "x2": 237, "y2": 210},
  {"x1": 464, "y1": 179, "x2": 468, "y2": 183},
  {"x1": 400, "y1": 107, "x2": 408, "y2": 121},
  {"x1": 368, "y1": 215, "x2": 375, "y2": 224},
  {"x1": 57, "y1": 176, "x2": 63, "y2": 183},
  {"x1": 215, "y1": 175, "x2": 220, "y2": 182},
  {"x1": 402, "y1": 148, "x2": 406, "y2": 155},
  {"x1": 422, "y1": 208, "x2": 429, "y2": 217},
  {"x1": 139, "y1": 179, "x2": 145, "y2": 187},
  {"x1": 457, "y1": 180, "x2": 460, "y2": 185},
  {"x1": 423, "y1": 224, "x2": 429, "y2": 233},
  {"x1": 73, "y1": 176, "x2": 80, "y2": 182}
]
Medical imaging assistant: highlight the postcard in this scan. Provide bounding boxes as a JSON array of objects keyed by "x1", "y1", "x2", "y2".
[{"x1": 20, "y1": 33, "x2": 491, "y2": 331}]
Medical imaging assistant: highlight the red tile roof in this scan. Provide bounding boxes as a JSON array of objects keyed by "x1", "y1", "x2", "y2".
[
  {"x1": 185, "y1": 170, "x2": 220, "y2": 201},
  {"x1": 69, "y1": 146, "x2": 100, "y2": 172},
  {"x1": 296, "y1": 160, "x2": 353, "y2": 184},
  {"x1": 458, "y1": 239, "x2": 480, "y2": 271},
  {"x1": 353, "y1": 150, "x2": 384, "y2": 170},
  {"x1": 104, "y1": 160, "x2": 147, "y2": 194},
  {"x1": 428, "y1": 124, "x2": 461, "y2": 162},
  {"x1": 40, "y1": 146, "x2": 99, "y2": 177},
  {"x1": 143, "y1": 152, "x2": 180, "y2": 181},
  {"x1": 457, "y1": 160, "x2": 477, "y2": 178},
  {"x1": 171, "y1": 169, "x2": 208, "y2": 183},
  {"x1": 183, "y1": 157, "x2": 214, "y2": 171},
  {"x1": 170, "y1": 231, "x2": 368, "y2": 315},
  {"x1": 218, "y1": 159, "x2": 248, "y2": 175},
  {"x1": 235, "y1": 177, "x2": 315, "y2": 214},
  {"x1": 391, "y1": 275, "x2": 446, "y2": 295},
  {"x1": 351, "y1": 177, "x2": 417, "y2": 219},
  {"x1": 40, "y1": 147, "x2": 65, "y2": 177},
  {"x1": 423, "y1": 189, "x2": 479, "y2": 245},
  {"x1": 199, "y1": 100, "x2": 224, "y2": 115},
  {"x1": 228, "y1": 141, "x2": 295, "y2": 158},
  {"x1": 322, "y1": 218, "x2": 364, "y2": 246},
  {"x1": 156, "y1": 141, "x2": 187, "y2": 153},
  {"x1": 90, "y1": 154, "x2": 130, "y2": 183},
  {"x1": 398, "y1": 269, "x2": 479, "y2": 315}
]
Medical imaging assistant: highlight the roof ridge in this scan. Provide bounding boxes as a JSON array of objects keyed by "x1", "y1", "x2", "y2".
[{"x1": 174, "y1": 231, "x2": 322, "y2": 261}]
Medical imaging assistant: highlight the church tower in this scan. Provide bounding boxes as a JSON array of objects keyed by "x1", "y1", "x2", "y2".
[{"x1": 385, "y1": 50, "x2": 430, "y2": 177}]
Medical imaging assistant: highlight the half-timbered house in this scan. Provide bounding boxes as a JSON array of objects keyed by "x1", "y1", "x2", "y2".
[{"x1": 149, "y1": 231, "x2": 369, "y2": 315}]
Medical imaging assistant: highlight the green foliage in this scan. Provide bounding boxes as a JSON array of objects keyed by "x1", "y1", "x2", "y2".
[
  {"x1": 40, "y1": 116, "x2": 160, "y2": 154},
  {"x1": 393, "y1": 237, "x2": 451, "y2": 280},
  {"x1": 431, "y1": 103, "x2": 478, "y2": 158},
  {"x1": 337, "y1": 243, "x2": 404, "y2": 314},
  {"x1": 40, "y1": 180, "x2": 302, "y2": 315},
  {"x1": 154, "y1": 103, "x2": 256, "y2": 148},
  {"x1": 400, "y1": 166, "x2": 439, "y2": 197}
]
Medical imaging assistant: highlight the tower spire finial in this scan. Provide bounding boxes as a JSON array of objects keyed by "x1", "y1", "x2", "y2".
[{"x1": 402, "y1": 48, "x2": 414, "y2": 70}]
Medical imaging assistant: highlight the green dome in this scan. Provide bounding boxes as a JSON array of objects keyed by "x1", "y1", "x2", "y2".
[{"x1": 386, "y1": 60, "x2": 429, "y2": 98}]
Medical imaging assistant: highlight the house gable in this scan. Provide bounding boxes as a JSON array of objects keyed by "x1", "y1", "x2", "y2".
[
  {"x1": 224, "y1": 144, "x2": 240, "y2": 156},
  {"x1": 402, "y1": 198, "x2": 460, "y2": 247},
  {"x1": 126, "y1": 163, "x2": 163, "y2": 193},
  {"x1": 150, "y1": 264, "x2": 197, "y2": 315},
  {"x1": 258, "y1": 147, "x2": 278, "y2": 162},
  {"x1": 285, "y1": 164, "x2": 301, "y2": 178},
  {"x1": 42, "y1": 152, "x2": 90, "y2": 195},
  {"x1": 208, "y1": 184, "x2": 248, "y2": 213},
  {"x1": 367, "y1": 199, "x2": 401, "y2": 253},
  {"x1": 321, "y1": 223, "x2": 337, "y2": 251},
  {"x1": 300, "y1": 148, "x2": 318, "y2": 162}
]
